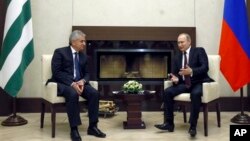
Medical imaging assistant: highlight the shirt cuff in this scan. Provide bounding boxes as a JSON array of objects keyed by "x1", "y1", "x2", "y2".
[
  {"x1": 190, "y1": 68, "x2": 193, "y2": 77},
  {"x1": 71, "y1": 82, "x2": 75, "y2": 86}
]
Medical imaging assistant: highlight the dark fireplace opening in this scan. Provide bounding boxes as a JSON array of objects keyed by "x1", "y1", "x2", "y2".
[
  {"x1": 93, "y1": 48, "x2": 173, "y2": 81},
  {"x1": 86, "y1": 40, "x2": 177, "y2": 81}
]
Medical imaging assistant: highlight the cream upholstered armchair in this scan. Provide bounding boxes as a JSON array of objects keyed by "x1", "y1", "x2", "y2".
[
  {"x1": 40, "y1": 54, "x2": 98, "y2": 138},
  {"x1": 164, "y1": 55, "x2": 221, "y2": 136}
]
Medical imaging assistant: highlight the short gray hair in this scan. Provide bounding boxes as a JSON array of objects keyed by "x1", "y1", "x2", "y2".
[
  {"x1": 69, "y1": 30, "x2": 86, "y2": 45},
  {"x1": 179, "y1": 33, "x2": 191, "y2": 42}
]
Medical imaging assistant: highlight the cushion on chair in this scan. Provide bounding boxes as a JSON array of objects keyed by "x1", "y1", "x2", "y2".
[{"x1": 43, "y1": 82, "x2": 97, "y2": 104}]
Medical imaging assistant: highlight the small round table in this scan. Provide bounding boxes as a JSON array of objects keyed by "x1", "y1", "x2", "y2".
[{"x1": 113, "y1": 90, "x2": 155, "y2": 129}]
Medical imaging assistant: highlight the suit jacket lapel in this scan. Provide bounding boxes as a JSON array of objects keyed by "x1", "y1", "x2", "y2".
[
  {"x1": 188, "y1": 47, "x2": 194, "y2": 65},
  {"x1": 66, "y1": 46, "x2": 73, "y2": 61}
]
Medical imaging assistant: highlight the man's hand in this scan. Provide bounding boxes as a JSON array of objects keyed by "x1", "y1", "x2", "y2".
[
  {"x1": 76, "y1": 80, "x2": 85, "y2": 93},
  {"x1": 71, "y1": 82, "x2": 83, "y2": 95},
  {"x1": 169, "y1": 73, "x2": 179, "y2": 84},
  {"x1": 179, "y1": 65, "x2": 192, "y2": 76}
]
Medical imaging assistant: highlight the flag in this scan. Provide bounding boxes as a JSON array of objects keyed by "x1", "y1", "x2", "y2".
[
  {"x1": 0, "y1": 0, "x2": 34, "y2": 97},
  {"x1": 219, "y1": 0, "x2": 250, "y2": 92}
]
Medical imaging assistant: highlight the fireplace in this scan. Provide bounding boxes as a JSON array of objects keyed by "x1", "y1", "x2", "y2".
[
  {"x1": 74, "y1": 26, "x2": 196, "y2": 81},
  {"x1": 94, "y1": 48, "x2": 173, "y2": 81},
  {"x1": 74, "y1": 26, "x2": 195, "y2": 108}
]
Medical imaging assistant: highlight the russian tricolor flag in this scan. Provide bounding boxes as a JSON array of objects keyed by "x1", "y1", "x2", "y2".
[{"x1": 219, "y1": 0, "x2": 250, "y2": 92}]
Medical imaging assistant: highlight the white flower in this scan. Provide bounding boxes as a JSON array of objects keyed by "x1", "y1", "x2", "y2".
[{"x1": 122, "y1": 80, "x2": 142, "y2": 94}]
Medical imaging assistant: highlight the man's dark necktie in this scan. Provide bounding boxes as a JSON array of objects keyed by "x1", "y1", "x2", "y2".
[
  {"x1": 74, "y1": 52, "x2": 81, "y2": 81},
  {"x1": 184, "y1": 51, "x2": 191, "y2": 88}
]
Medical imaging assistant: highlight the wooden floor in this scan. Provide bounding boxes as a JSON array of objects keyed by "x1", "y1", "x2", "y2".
[{"x1": 0, "y1": 111, "x2": 245, "y2": 141}]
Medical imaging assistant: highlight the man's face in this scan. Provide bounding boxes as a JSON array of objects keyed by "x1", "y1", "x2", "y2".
[
  {"x1": 177, "y1": 34, "x2": 191, "y2": 52},
  {"x1": 71, "y1": 35, "x2": 86, "y2": 52}
]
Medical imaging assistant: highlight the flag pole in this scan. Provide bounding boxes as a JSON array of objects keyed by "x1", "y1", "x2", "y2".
[
  {"x1": 1, "y1": 97, "x2": 28, "y2": 126},
  {"x1": 231, "y1": 87, "x2": 250, "y2": 124}
]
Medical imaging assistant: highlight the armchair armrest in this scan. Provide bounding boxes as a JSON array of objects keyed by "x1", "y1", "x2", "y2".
[
  {"x1": 89, "y1": 81, "x2": 98, "y2": 90},
  {"x1": 164, "y1": 80, "x2": 173, "y2": 89},
  {"x1": 43, "y1": 82, "x2": 65, "y2": 103},
  {"x1": 202, "y1": 82, "x2": 219, "y2": 103}
]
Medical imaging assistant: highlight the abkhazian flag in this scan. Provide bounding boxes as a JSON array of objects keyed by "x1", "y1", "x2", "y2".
[
  {"x1": 219, "y1": 0, "x2": 250, "y2": 92},
  {"x1": 0, "y1": 0, "x2": 34, "y2": 97}
]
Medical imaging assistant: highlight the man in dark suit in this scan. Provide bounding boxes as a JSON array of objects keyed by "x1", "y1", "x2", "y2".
[
  {"x1": 50, "y1": 30, "x2": 106, "y2": 141},
  {"x1": 154, "y1": 33, "x2": 213, "y2": 137}
]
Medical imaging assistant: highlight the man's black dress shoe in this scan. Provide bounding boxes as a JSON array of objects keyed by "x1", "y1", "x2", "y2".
[
  {"x1": 154, "y1": 123, "x2": 174, "y2": 132},
  {"x1": 70, "y1": 130, "x2": 82, "y2": 141},
  {"x1": 189, "y1": 127, "x2": 197, "y2": 137},
  {"x1": 87, "y1": 127, "x2": 106, "y2": 138}
]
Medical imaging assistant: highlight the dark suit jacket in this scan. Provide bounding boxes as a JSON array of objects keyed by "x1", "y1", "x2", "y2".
[
  {"x1": 172, "y1": 47, "x2": 213, "y2": 85},
  {"x1": 49, "y1": 46, "x2": 90, "y2": 95}
]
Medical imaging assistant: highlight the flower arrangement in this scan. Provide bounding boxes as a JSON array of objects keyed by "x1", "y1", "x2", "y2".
[{"x1": 122, "y1": 80, "x2": 143, "y2": 94}]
